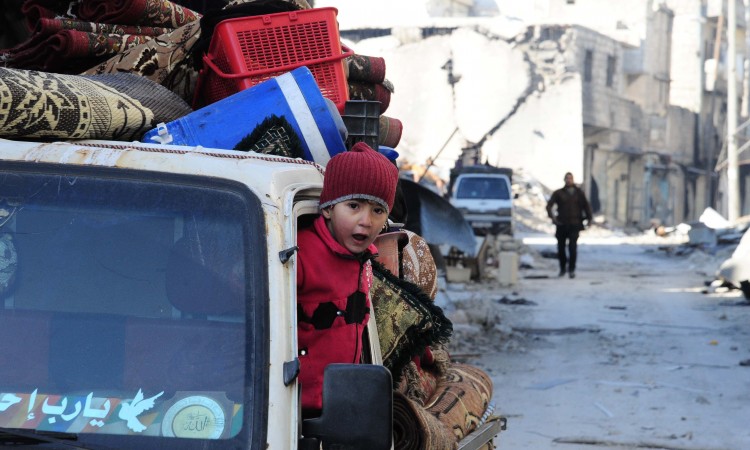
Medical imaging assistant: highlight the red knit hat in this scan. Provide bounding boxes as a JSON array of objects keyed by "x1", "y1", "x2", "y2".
[{"x1": 319, "y1": 142, "x2": 399, "y2": 212}]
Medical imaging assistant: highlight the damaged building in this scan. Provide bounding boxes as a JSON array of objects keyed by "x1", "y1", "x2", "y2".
[
  {"x1": 491, "y1": 0, "x2": 750, "y2": 226},
  {"x1": 327, "y1": 0, "x2": 750, "y2": 228}
]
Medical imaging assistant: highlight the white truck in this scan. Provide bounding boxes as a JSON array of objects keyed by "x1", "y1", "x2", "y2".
[
  {"x1": 449, "y1": 166, "x2": 514, "y2": 236},
  {"x1": 0, "y1": 139, "x2": 502, "y2": 449}
]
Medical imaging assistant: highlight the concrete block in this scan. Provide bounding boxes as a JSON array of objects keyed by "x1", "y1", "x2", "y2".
[
  {"x1": 446, "y1": 266, "x2": 472, "y2": 283},
  {"x1": 499, "y1": 251, "x2": 519, "y2": 285}
]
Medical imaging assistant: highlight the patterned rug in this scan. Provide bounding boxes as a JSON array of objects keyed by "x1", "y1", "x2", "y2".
[
  {"x1": 82, "y1": 20, "x2": 202, "y2": 104},
  {"x1": 370, "y1": 259, "x2": 452, "y2": 383},
  {"x1": 393, "y1": 363, "x2": 497, "y2": 450},
  {"x1": 0, "y1": 68, "x2": 191, "y2": 140}
]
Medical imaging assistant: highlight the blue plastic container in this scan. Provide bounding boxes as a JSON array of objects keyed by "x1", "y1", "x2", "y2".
[
  {"x1": 378, "y1": 146, "x2": 399, "y2": 161},
  {"x1": 142, "y1": 67, "x2": 346, "y2": 166}
]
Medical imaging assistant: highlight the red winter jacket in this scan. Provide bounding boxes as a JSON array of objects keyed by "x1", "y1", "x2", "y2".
[{"x1": 296, "y1": 215, "x2": 375, "y2": 411}]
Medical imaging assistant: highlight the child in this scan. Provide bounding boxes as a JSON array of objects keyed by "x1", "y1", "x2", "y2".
[{"x1": 296, "y1": 142, "x2": 399, "y2": 413}]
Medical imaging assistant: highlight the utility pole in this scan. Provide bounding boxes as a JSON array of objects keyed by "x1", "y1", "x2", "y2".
[{"x1": 728, "y1": 0, "x2": 741, "y2": 221}]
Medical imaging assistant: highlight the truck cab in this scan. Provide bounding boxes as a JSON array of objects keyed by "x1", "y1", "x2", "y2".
[
  {"x1": 0, "y1": 139, "x2": 500, "y2": 449},
  {"x1": 449, "y1": 167, "x2": 514, "y2": 236}
]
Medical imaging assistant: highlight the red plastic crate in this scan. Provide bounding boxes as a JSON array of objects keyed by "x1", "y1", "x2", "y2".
[{"x1": 194, "y1": 7, "x2": 352, "y2": 111}]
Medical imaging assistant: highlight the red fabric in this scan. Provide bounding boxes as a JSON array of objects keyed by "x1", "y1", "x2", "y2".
[
  {"x1": 4, "y1": 1, "x2": 196, "y2": 73},
  {"x1": 20, "y1": 0, "x2": 63, "y2": 29},
  {"x1": 296, "y1": 216, "x2": 377, "y2": 410},
  {"x1": 346, "y1": 54, "x2": 386, "y2": 84},
  {"x1": 421, "y1": 346, "x2": 434, "y2": 366},
  {"x1": 348, "y1": 81, "x2": 392, "y2": 113},
  {"x1": 319, "y1": 142, "x2": 399, "y2": 212},
  {"x1": 4, "y1": 27, "x2": 153, "y2": 72}
]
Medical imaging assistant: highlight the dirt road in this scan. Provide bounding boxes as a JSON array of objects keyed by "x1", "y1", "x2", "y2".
[{"x1": 444, "y1": 232, "x2": 750, "y2": 450}]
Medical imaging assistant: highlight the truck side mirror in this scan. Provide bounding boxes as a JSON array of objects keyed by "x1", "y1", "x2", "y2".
[{"x1": 302, "y1": 364, "x2": 392, "y2": 450}]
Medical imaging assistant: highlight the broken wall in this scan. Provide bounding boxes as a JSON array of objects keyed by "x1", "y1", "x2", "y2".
[
  {"x1": 483, "y1": 76, "x2": 585, "y2": 190},
  {"x1": 369, "y1": 28, "x2": 530, "y2": 176}
]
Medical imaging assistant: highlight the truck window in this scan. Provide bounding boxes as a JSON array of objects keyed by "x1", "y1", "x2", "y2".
[
  {"x1": 456, "y1": 177, "x2": 510, "y2": 200},
  {"x1": 0, "y1": 166, "x2": 267, "y2": 450}
]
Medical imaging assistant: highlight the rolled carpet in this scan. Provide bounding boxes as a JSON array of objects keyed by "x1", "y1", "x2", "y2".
[
  {"x1": 393, "y1": 391, "x2": 456, "y2": 450},
  {"x1": 393, "y1": 363, "x2": 496, "y2": 449},
  {"x1": 379, "y1": 115, "x2": 403, "y2": 148},
  {"x1": 426, "y1": 363, "x2": 493, "y2": 442},
  {"x1": 346, "y1": 54, "x2": 386, "y2": 84},
  {"x1": 348, "y1": 81, "x2": 391, "y2": 113},
  {"x1": 0, "y1": 68, "x2": 191, "y2": 141}
]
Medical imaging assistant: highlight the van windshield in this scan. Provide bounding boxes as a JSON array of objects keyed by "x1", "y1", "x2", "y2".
[
  {"x1": 0, "y1": 166, "x2": 265, "y2": 449},
  {"x1": 456, "y1": 177, "x2": 510, "y2": 200}
]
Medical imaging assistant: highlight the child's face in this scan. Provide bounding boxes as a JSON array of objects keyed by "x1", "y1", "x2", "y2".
[{"x1": 322, "y1": 199, "x2": 389, "y2": 254}]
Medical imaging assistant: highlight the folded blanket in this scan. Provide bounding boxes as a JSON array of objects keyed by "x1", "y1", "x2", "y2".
[
  {"x1": 0, "y1": 68, "x2": 191, "y2": 140},
  {"x1": 82, "y1": 20, "x2": 201, "y2": 103},
  {"x1": 346, "y1": 54, "x2": 386, "y2": 84},
  {"x1": 4, "y1": 27, "x2": 155, "y2": 73},
  {"x1": 22, "y1": 0, "x2": 199, "y2": 29},
  {"x1": 2, "y1": 0, "x2": 199, "y2": 77},
  {"x1": 379, "y1": 115, "x2": 403, "y2": 148}
]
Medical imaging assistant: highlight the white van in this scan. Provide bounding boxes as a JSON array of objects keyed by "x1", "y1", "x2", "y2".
[
  {"x1": 0, "y1": 139, "x2": 502, "y2": 449},
  {"x1": 450, "y1": 169, "x2": 514, "y2": 236}
]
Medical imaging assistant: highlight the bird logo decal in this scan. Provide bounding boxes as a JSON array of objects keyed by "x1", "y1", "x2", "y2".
[{"x1": 118, "y1": 389, "x2": 164, "y2": 432}]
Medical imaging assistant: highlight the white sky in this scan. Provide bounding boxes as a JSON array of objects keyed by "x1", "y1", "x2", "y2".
[{"x1": 315, "y1": 0, "x2": 433, "y2": 29}]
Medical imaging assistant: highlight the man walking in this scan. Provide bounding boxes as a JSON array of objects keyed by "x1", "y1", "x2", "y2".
[{"x1": 546, "y1": 172, "x2": 593, "y2": 278}]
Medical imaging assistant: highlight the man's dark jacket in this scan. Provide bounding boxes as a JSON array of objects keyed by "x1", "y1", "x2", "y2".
[{"x1": 546, "y1": 185, "x2": 593, "y2": 227}]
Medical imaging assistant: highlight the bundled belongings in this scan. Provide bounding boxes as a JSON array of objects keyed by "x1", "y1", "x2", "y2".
[
  {"x1": 142, "y1": 66, "x2": 347, "y2": 166},
  {"x1": 0, "y1": 68, "x2": 191, "y2": 141},
  {"x1": 342, "y1": 52, "x2": 402, "y2": 148},
  {"x1": 1, "y1": 0, "x2": 200, "y2": 75},
  {"x1": 84, "y1": 0, "x2": 313, "y2": 106},
  {"x1": 372, "y1": 228, "x2": 502, "y2": 449}
]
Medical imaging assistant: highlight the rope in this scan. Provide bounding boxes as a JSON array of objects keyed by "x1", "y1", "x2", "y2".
[{"x1": 74, "y1": 141, "x2": 326, "y2": 176}]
